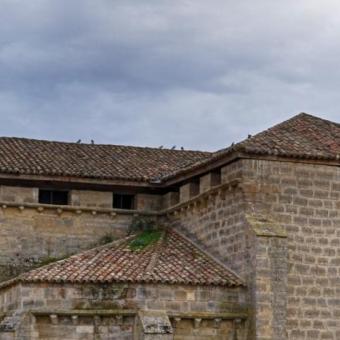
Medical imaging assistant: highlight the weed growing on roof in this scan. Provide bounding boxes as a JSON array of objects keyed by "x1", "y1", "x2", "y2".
[
  {"x1": 129, "y1": 230, "x2": 162, "y2": 251},
  {"x1": 128, "y1": 215, "x2": 163, "y2": 250}
]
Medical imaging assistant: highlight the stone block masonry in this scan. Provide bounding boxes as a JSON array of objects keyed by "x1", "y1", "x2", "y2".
[
  {"x1": 0, "y1": 282, "x2": 248, "y2": 339},
  {"x1": 166, "y1": 157, "x2": 340, "y2": 339},
  {"x1": 1, "y1": 146, "x2": 339, "y2": 338},
  {"x1": 70, "y1": 190, "x2": 113, "y2": 209},
  {"x1": 0, "y1": 185, "x2": 167, "y2": 283},
  {"x1": 0, "y1": 204, "x2": 133, "y2": 283},
  {"x1": 241, "y1": 158, "x2": 340, "y2": 340}
]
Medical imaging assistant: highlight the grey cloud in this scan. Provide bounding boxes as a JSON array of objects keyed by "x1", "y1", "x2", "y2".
[{"x1": 0, "y1": 0, "x2": 339, "y2": 150}]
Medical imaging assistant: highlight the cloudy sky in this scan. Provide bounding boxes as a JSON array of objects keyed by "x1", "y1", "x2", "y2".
[{"x1": 0, "y1": 0, "x2": 339, "y2": 151}]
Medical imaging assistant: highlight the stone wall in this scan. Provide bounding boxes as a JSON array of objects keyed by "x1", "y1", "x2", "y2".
[
  {"x1": 252, "y1": 233, "x2": 287, "y2": 340},
  {"x1": 15, "y1": 283, "x2": 246, "y2": 313},
  {"x1": 168, "y1": 160, "x2": 248, "y2": 278},
  {"x1": 165, "y1": 158, "x2": 340, "y2": 339},
  {"x1": 34, "y1": 313, "x2": 135, "y2": 340},
  {"x1": 0, "y1": 185, "x2": 165, "y2": 283},
  {"x1": 240, "y1": 159, "x2": 340, "y2": 340},
  {"x1": 0, "y1": 285, "x2": 21, "y2": 313},
  {"x1": 0, "y1": 205, "x2": 134, "y2": 283},
  {"x1": 70, "y1": 190, "x2": 112, "y2": 209},
  {"x1": 199, "y1": 172, "x2": 221, "y2": 194},
  {"x1": 165, "y1": 159, "x2": 290, "y2": 339},
  {"x1": 0, "y1": 186, "x2": 38, "y2": 204},
  {"x1": 0, "y1": 282, "x2": 248, "y2": 339},
  {"x1": 2, "y1": 156, "x2": 338, "y2": 339},
  {"x1": 135, "y1": 194, "x2": 162, "y2": 211},
  {"x1": 172, "y1": 318, "x2": 244, "y2": 340}
]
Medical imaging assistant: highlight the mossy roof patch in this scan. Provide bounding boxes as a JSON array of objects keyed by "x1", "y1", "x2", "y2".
[{"x1": 129, "y1": 230, "x2": 163, "y2": 251}]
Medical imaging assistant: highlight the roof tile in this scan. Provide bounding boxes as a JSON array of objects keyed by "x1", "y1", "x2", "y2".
[
  {"x1": 162, "y1": 113, "x2": 340, "y2": 180},
  {"x1": 0, "y1": 138, "x2": 211, "y2": 182},
  {"x1": 12, "y1": 229, "x2": 244, "y2": 287},
  {"x1": 0, "y1": 113, "x2": 338, "y2": 183}
]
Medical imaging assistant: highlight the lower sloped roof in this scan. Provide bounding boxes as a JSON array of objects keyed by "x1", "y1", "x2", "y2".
[{"x1": 2, "y1": 229, "x2": 243, "y2": 288}]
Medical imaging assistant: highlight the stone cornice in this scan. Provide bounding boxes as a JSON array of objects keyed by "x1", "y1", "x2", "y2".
[
  {"x1": 0, "y1": 201, "x2": 158, "y2": 217},
  {"x1": 0, "y1": 179, "x2": 242, "y2": 217},
  {"x1": 30, "y1": 309, "x2": 248, "y2": 321}
]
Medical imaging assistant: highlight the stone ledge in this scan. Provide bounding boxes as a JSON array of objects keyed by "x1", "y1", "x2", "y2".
[
  {"x1": 30, "y1": 309, "x2": 136, "y2": 317},
  {"x1": 0, "y1": 201, "x2": 158, "y2": 217},
  {"x1": 168, "y1": 311, "x2": 248, "y2": 320},
  {"x1": 0, "y1": 179, "x2": 242, "y2": 217},
  {"x1": 29, "y1": 309, "x2": 248, "y2": 321}
]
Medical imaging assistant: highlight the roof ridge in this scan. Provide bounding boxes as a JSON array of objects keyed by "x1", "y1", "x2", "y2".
[
  {"x1": 296, "y1": 112, "x2": 340, "y2": 127},
  {"x1": 0, "y1": 136, "x2": 211, "y2": 153},
  {"x1": 243, "y1": 112, "x2": 340, "y2": 144},
  {"x1": 144, "y1": 230, "x2": 166, "y2": 276},
  {"x1": 169, "y1": 228, "x2": 245, "y2": 286},
  {"x1": 160, "y1": 112, "x2": 340, "y2": 182}
]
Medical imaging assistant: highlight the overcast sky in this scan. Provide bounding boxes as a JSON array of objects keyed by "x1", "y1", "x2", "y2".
[{"x1": 0, "y1": 0, "x2": 340, "y2": 151}]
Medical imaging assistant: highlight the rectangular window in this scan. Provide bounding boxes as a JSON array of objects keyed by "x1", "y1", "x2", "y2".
[
  {"x1": 113, "y1": 193, "x2": 134, "y2": 210},
  {"x1": 39, "y1": 189, "x2": 69, "y2": 205}
]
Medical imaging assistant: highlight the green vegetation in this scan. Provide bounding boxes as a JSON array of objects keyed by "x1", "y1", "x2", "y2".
[
  {"x1": 129, "y1": 230, "x2": 162, "y2": 251},
  {"x1": 127, "y1": 215, "x2": 163, "y2": 250}
]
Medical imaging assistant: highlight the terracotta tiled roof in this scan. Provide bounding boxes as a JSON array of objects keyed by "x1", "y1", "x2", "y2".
[
  {"x1": 0, "y1": 137, "x2": 211, "y2": 182},
  {"x1": 0, "y1": 113, "x2": 337, "y2": 183},
  {"x1": 8, "y1": 229, "x2": 243, "y2": 287},
  {"x1": 162, "y1": 113, "x2": 340, "y2": 180},
  {"x1": 238, "y1": 112, "x2": 340, "y2": 159}
]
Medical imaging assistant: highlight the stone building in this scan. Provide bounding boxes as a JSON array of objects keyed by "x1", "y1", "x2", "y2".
[{"x1": 0, "y1": 112, "x2": 339, "y2": 339}]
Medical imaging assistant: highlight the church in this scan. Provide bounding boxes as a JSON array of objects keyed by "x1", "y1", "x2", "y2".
[{"x1": 0, "y1": 112, "x2": 339, "y2": 339}]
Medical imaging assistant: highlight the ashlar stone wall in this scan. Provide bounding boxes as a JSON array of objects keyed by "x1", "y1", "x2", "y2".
[
  {"x1": 167, "y1": 161, "x2": 248, "y2": 278},
  {"x1": 0, "y1": 204, "x2": 133, "y2": 283},
  {"x1": 0, "y1": 282, "x2": 248, "y2": 340},
  {"x1": 70, "y1": 190, "x2": 113, "y2": 209},
  {"x1": 240, "y1": 159, "x2": 340, "y2": 340},
  {"x1": 165, "y1": 159, "x2": 290, "y2": 340},
  {"x1": 0, "y1": 185, "x2": 164, "y2": 284},
  {"x1": 167, "y1": 158, "x2": 340, "y2": 339}
]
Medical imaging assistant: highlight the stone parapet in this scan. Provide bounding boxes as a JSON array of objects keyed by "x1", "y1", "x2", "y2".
[
  {"x1": 199, "y1": 172, "x2": 221, "y2": 194},
  {"x1": 70, "y1": 190, "x2": 113, "y2": 209},
  {"x1": 179, "y1": 182, "x2": 199, "y2": 203}
]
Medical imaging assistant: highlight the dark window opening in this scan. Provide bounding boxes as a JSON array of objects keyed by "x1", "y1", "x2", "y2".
[
  {"x1": 113, "y1": 193, "x2": 134, "y2": 210},
  {"x1": 39, "y1": 190, "x2": 69, "y2": 205}
]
